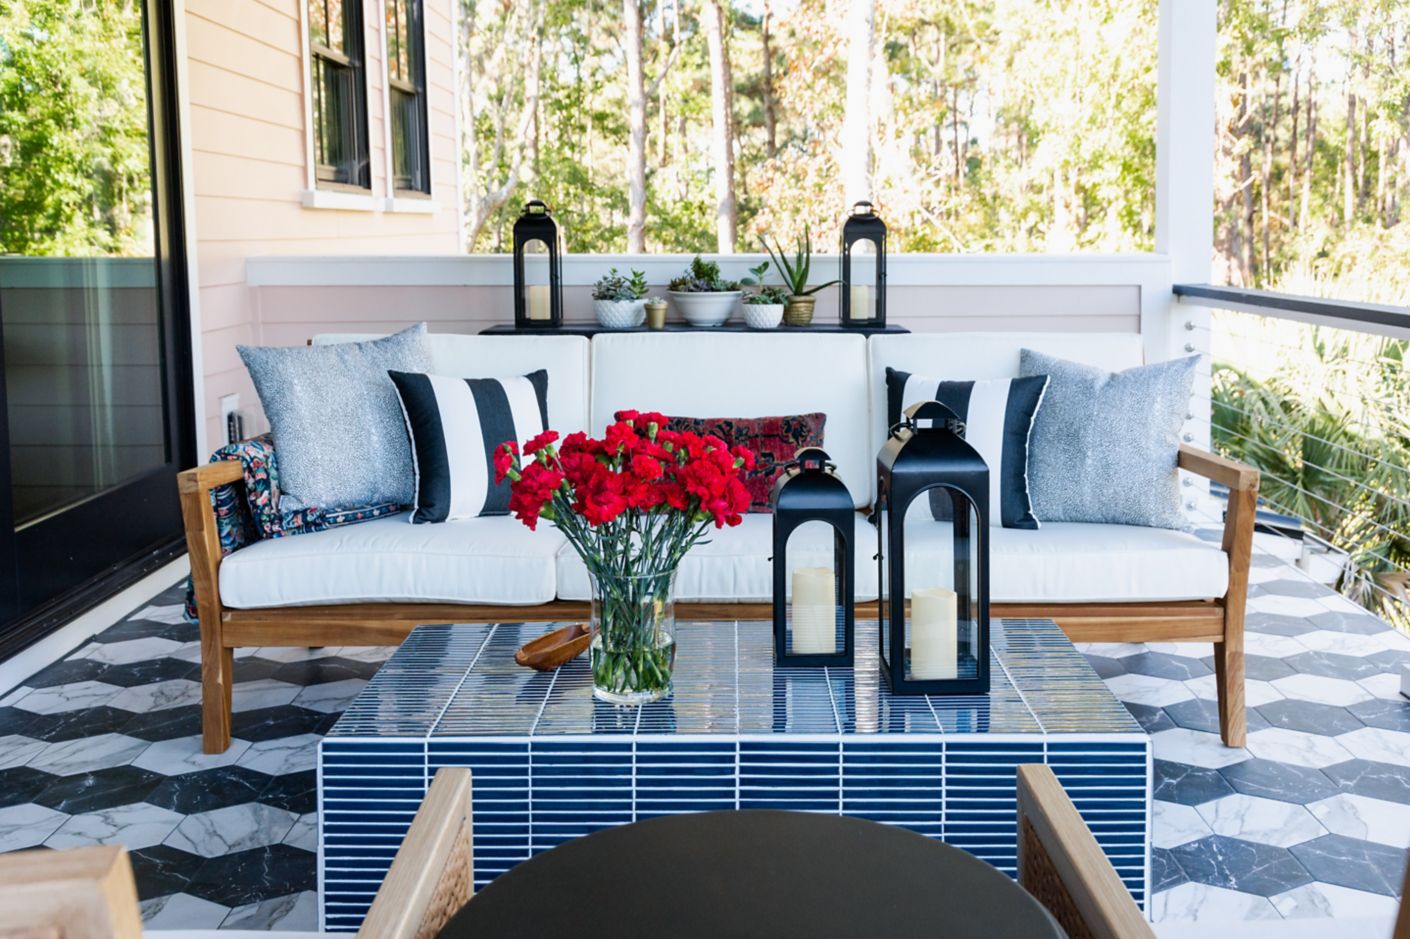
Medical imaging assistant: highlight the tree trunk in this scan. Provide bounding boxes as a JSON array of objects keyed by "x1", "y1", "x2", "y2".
[
  {"x1": 761, "y1": 0, "x2": 777, "y2": 157},
  {"x1": 1239, "y1": 71, "x2": 1255, "y2": 283},
  {"x1": 1344, "y1": 62, "x2": 1358, "y2": 228},
  {"x1": 703, "y1": 0, "x2": 737, "y2": 252},
  {"x1": 841, "y1": 0, "x2": 874, "y2": 202},
  {"x1": 624, "y1": 0, "x2": 647, "y2": 253},
  {"x1": 1302, "y1": 62, "x2": 1315, "y2": 230},
  {"x1": 1288, "y1": 61, "x2": 1300, "y2": 227}
]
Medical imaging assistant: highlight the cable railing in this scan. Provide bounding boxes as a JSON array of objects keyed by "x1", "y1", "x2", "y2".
[{"x1": 1175, "y1": 284, "x2": 1410, "y2": 631}]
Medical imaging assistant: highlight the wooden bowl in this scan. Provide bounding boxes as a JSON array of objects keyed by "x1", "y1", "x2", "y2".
[{"x1": 515, "y1": 623, "x2": 594, "y2": 671}]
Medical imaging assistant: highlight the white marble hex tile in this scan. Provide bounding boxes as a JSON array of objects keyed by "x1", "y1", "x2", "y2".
[
  {"x1": 1248, "y1": 594, "x2": 1332, "y2": 618},
  {"x1": 1296, "y1": 630, "x2": 1401, "y2": 657},
  {"x1": 283, "y1": 812, "x2": 318, "y2": 852},
  {"x1": 0, "y1": 803, "x2": 68, "y2": 852},
  {"x1": 222, "y1": 891, "x2": 318, "y2": 931},
  {"x1": 78, "y1": 637, "x2": 184, "y2": 665},
  {"x1": 165, "y1": 802, "x2": 300, "y2": 857},
  {"x1": 1307, "y1": 793, "x2": 1410, "y2": 848},
  {"x1": 1243, "y1": 633, "x2": 1311, "y2": 659},
  {"x1": 1151, "y1": 727, "x2": 1251, "y2": 769},
  {"x1": 330, "y1": 646, "x2": 396, "y2": 663},
  {"x1": 0, "y1": 686, "x2": 31, "y2": 707},
  {"x1": 292, "y1": 678, "x2": 367, "y2": 713},
  {"x1": 1104, "y1": 673, "x2": 1196, "y2": 708},
  {"x1": 1196, "y1": 793, "x2": 1326, "y2": 847},
  {"x1": 236, "y1": 733, "x2": 320, "y2": 776},
  {"x1": 28, "y1": 733, "x2": 148, "y2": 776},
  {"x1": 249, "y1": 646, "x2": 331, "y2": 664},
  {"x1": 131, "y1": 734, "x2": 251, "y2": 774},
  {"x1": 1144, "y1": 641, "x2": 1218, "y2": 659},
  {"x1": 1076, "y1": 642, "x2": 1149, "y2": 659},
  {"x1": 1358, "y1": 672, "x2": 1405, "y2": 700},
  {"x1": 127, "y1": 602, "x2": 188, "y2": 625},
  {"x1": 48, "y1": 802, "x2": 184, "y2": 850},
  {"x1": 139, "y1": 893, "x2": 231, "y2": 930},
  {"x1": 1185, "y1": 675, "x2": 1284, "y2": 707},
  {"x1": 1269, "y1": 673, "x2": 1374, "y2": 707},
  {"x1": 12, "y1": 680, "x2": 122, "y2": 714},
  {"x1": 0, "y1": 734, "x2": 46, "y2": 770},
  {"x1": 1245, "y1": 727, "x2": 1355, "y2": 768},
  {"x1": 230, "y1": 678, "x2": 302, "y2": 713},
  {"x1": 1152, "y1": 801, "x2": 1212, "y2": 849},
  {"x1": 1270, "y1": 881, "x2": 1402, "y2": 920},
  {"x1": 1148, "y1": 882, "x2": 1281, "y2": 924},
  {"x1": 110, "y1": 679, "x2": 204, "y2": 713},
  {"x1": 1336, "y1": 726, "x2": 1410, "y2": 766}
]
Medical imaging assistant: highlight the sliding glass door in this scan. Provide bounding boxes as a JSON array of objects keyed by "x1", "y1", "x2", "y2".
[{"x1": 0, "y1": 0, "x2": 193, "y2": 654}]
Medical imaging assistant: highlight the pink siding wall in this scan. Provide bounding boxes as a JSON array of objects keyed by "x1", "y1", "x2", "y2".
[{"x1": 184, "y1": 0, "x2": 461, "y2": 450}]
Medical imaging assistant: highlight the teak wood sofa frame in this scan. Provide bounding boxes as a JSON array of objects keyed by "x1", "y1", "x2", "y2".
[{"x1": 180, "y1": 444, "x2": 1259, "y2": 754}]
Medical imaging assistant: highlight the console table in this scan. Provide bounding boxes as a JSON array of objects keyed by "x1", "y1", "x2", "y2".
[
  {"x1": 478, "y1": 323, "x2": 911, "y2": 337},
  {"x1": 318, "y1": 619, "x2": 1150, "y2": 933}
]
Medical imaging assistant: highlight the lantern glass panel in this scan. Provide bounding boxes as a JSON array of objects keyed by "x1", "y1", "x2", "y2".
[
  {"x1": 521, "y1": 239, "x2": 552, "y2": 322},
  {"x1": 903, "y1": 486, "x2": 982, "y2": 684},
  {"x1": 783, "y1": 521, "x2": 845, "y2": 657},
  {"x1": 846, "y1": 241, "x2": 878, "y2": 323}
]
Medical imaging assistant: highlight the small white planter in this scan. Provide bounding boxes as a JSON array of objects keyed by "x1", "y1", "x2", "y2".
[
  {"x1": 743, "y1": 303, "x2": 784, "y2": 329},
  {"x1": 668, "y1": 290, "x2": 740, "y2": 327},
  {"x1": 594, "y1": 298, "x2": 646, "y2": 329}
]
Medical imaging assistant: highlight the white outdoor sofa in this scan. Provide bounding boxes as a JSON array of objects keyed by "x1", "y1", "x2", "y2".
[{"x1": 181, "y1": 330, "x2": 1257, "y2": 753}]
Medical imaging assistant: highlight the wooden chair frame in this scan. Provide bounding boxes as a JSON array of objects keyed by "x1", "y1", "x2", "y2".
[{"x1": 180, "y1": 443, "x2": 1258, "y2": 753}]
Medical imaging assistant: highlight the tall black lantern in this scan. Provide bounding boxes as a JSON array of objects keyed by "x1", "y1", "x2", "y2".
[
  {"x1": 770, "y1": 447, "x2": 855, "y2": 667},
  {"x1": 876, "y1": 401, "x2": 990, "y2": 694},
  {"x1": 840, "y1": 201, "x2": 886, "y2": 328},
  {"x1": 512, "y1": 200, "x2": 563, "y2": 329}
]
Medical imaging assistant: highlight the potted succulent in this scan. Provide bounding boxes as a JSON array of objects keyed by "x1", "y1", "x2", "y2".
[
  {"x1": 741, "y1": 262, "x2": 788, "y2": 329},
  {"x1": 762, "y1": 227, "x2": 839, "y2": 326},
  {"x1": 592, "y1": 268, "x2": 650, "y2": 329},
  {"x1": 667, "y1": 256, "x2": 742, "y2": 327}
]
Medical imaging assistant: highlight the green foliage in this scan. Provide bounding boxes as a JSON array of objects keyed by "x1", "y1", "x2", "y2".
[
  {"x1": 0, "y1": 0, "x2": 152, "y2": 256},
  {"x1": 761, "y1": 228, "x2": 838, "y2": 296},
  {"x1": 667, "y1": 256, "x2": 739, "y2": 292},
  {"x1": 591, "y1": 267, "x2": 648, "y2": 301},
  {"x1": 744, "y1": 285, "x2": 790, "y2": 305}
]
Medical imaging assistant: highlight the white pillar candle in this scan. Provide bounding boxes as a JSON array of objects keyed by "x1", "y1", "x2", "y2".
[
  {"x1": 791, "y1": 566, "x2": 836, "y2": 654},
  {"x1": 848, "y1": 283, "x2": 870, "y2": 320},
  {"x1": 910, "y1": 587, "x2": 958, "y2": 679},
  {"x1": 527, "y1": 284, "x2": 551, "y2": 320}
]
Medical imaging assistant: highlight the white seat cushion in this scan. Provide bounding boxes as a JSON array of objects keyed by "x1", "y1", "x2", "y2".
[
  {"x1": 220, "y1": 514, "x2": 566, "y2": 608},
  {"x1": 902, "y1": 521, "x2": 1228, "y2": 603},
  {"x1": 556, "y1": 513, "x2": 881, "y2": 603}
]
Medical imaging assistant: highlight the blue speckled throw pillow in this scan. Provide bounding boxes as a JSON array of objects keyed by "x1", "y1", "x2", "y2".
[
  {"x1": 239, "y1": 323, "x2": 432, "y2": 511},
  {"x1": 1020, "y1": 349, "x2": 1197, "y2": 530}
]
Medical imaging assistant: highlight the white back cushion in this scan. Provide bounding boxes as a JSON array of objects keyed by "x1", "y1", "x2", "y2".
[
  {"x1": 867, "y1": 331, "x2": 1145, "y2": 454},
  {"x1": 312, "y1": 333, "x2": 591, "y2": 434},
  {"x1": 591, "y1": 333, "x2": 872, "y2": 507}
]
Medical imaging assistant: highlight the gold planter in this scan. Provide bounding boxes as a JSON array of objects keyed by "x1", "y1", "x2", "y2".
[{"x1": 783, "y1": 295, "x2": 816, "y2": 327}]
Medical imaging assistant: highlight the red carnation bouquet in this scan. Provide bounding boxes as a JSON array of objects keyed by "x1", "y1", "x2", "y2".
[{"x1": 496, "y1": 410, "x2": 754, "y2": 703}]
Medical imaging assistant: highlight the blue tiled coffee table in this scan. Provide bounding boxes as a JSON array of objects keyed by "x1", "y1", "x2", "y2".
[{"x1": 318, "y1": 619, "x2": 1151, "y2": 932}]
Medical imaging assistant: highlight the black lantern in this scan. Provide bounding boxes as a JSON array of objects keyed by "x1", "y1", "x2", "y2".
[
  {"x1": 840, "y1": 201, "x2": 886, "y2": 328},
  {"x1": 876, "y1": 401, "x2": 990, "y2": 694},
  {"x1": 512, "y1": 200, "x2": 562, "y2": 329},
  {"x1": 770, "y1": 447, "x2": 855, "y2": 667}
]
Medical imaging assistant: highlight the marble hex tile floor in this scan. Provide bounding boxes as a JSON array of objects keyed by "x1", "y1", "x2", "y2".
[{"x1": 1, "y1": 531, "x2": 1409, "y2": 930}]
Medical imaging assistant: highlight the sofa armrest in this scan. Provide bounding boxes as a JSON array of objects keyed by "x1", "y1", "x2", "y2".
[
  {"x1": 1178, "y1": 443, "x2": 1259, "y2": 492},
  {"x1": 178, "y1": 461, "x2": 244, "y2": 621}
]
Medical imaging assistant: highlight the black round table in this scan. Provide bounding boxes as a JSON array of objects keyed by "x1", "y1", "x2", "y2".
[{"x1": 436, "y1": 810, "x2": 1066, "y2": 938}]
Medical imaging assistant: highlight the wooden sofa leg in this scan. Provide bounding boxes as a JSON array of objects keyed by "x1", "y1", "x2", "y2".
[
  {"x1": 201, "y1": 623, "x2": 233, "y2": 754},
  {"x1": 1213, "y1": 635, "x2": 1246, "y2": 748}
]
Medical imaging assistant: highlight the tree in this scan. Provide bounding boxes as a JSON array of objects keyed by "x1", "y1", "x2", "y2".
[
  {"x1": 840, "y1": 0, "x2": 874, "y2": 202},
  {"x1": 702, "y1": 0, "x2": 736, "y2": 252},
  {"x1": 624, "y1": 0, "x2": 648, "y2": 252}
]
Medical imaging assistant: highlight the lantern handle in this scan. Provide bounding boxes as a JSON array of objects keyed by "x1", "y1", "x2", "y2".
[
  {"x1": 851, "y1": 201, "x2": 875, "y2": 215},
  {"x1": 902, "y1": 400, "x2": 966, "y2": 436},
  {"x1": 524, "y1": 199, "x2": 549, "y2": 214}
]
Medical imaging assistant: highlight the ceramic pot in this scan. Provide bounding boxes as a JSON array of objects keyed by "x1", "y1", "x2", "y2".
[
  {"x1": 668, "y1": 290, "x2": 741, "y2": 327},
  {"x1": 743, "y1": 303, "x2": 785, "y2": 329},
  {"x1": 644, "y1": 301, "x2": 668, "y2": 330},
  {"x1": 594, "y1": 298, "x2": 646, "y2": 329}
]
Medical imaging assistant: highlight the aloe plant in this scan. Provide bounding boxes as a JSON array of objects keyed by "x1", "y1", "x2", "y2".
[{"x1": 761, "y1": 228, "x2": 840, "y2": 297}]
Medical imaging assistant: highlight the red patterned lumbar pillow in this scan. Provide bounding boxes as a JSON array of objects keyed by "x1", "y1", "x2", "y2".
[{"x1": 616, "y1": 411, "x2": 827, "y2": 513}]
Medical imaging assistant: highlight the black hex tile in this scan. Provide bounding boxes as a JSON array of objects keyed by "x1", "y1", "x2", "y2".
[
  {"x1": 93, "y1": 616, "x2": 195, "y2": 644},
  {"x1": 1346, "y1": 698, "x2": 1410, "y2": 733},
  {"x1": 1250, "y1": 553, "x2": 1285, "y2": 568},
  {"x1": 147, "y1": 766, "x2": 274, "y2": 815},
  {"x1": 272, "y1": 657, "x2": 378, "y2": 686},
  {"x1": 122, "y1": 705, "x2": 204, "y2": 742},
  {"x1": 1240, "y1": 654, "x2": 1299, "y2": 682},
  {"x1": 232, "y1": 658, "x2": 284, "y2": 683},
  {"x1": 1151, "y1": 846, "x2": 1189, "y2": 893},
  {"x1": 1218, "y1": 759, "x2": 1339, "y2": 804},
  {"x1": 0, "y1": 766, "x2": 60, "y2": 807},
  {"x1": 24, "y1": 706, "x2": 137, "y2": 743},
  {"x1": 258, "y1": 770, "x2": 316, "y2": 815},
  {"x1": 1170, "y1": 835, "x2": 1312, "y2": 896},
  {"x1": 129, "y1": 844, "x2": 202, "y2": 901},
  {"x1": 183, "y1": 844, "x2": 317, "y2": 907},
  {"x1": 22, "y1": 658, "x2": 109, "y2": 688},
  {"x1": 1367, "y1": 649, "x2": 1410, "y2": 671},
  {"x1": 230, "y1": 706, "x2": 337, "y2": 742},
  {"x1": 34, "y1": 765, "x2": 164, "y2": 813},
  {"x1": 1256, "y1": 578, "x2": 1333, "y2": 599},
  {"x1": 1309, "y1": 610, "x2": 1396, "y2": 636},
  {"x1": 99, "y1": 657, "x2": 198, "y2": 688},
  {"x1": 1283, "y1": 651, "x2": 1383, "y2": 682},
  {"x1": 1123, "y1": 701, "x2": 1175, "y2": 734},
  {"x1": 1121, "y1": 652, "x2": 1211, "y2": 681},
  {"x1": 0, "y1": 705, "x2": 42, "y2": 736},
  {"x1": 1154, "y1": 760, "x2": 1235, "y2": 806},
  {"x1": 1165, "y1": 698, "x2": 1269, "y2": 736},
  {"x1": 1245, "y1": 612, "x2": 1318, "y2": 637},
  {"x1": 1323, "y1": 759, "x2": 1410, "y2": 805},
  {"x1": 1083, "y1": 654, "x2": 1127, "y2": 679},
  {"x1": 1255, "y1": 699, "x2": 1364, "y2": 736},
  {"x1": 1290, "y1": 834, "x2": 1409, "y2": 896}
]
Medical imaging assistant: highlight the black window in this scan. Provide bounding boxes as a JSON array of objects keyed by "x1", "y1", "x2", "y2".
[
  {"x1": 386, "y1": 0, "x2": 429, "y2": 194},
  {"x1": 309, "y1": 0, "x2": 370, "y2": 188}
]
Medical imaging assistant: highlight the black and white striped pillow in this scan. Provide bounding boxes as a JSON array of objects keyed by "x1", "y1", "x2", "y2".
[
  {"x1": 885, "y1": 367, "x2": 1048, "y2": 530},
  {"x1": 389, "y1": 370, "x2": 550, "y2": 524}
]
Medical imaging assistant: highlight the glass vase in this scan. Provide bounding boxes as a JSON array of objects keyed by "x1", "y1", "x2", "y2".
[{"x1": 589, "y1": 568, "x2": 677, "y2": 705}]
